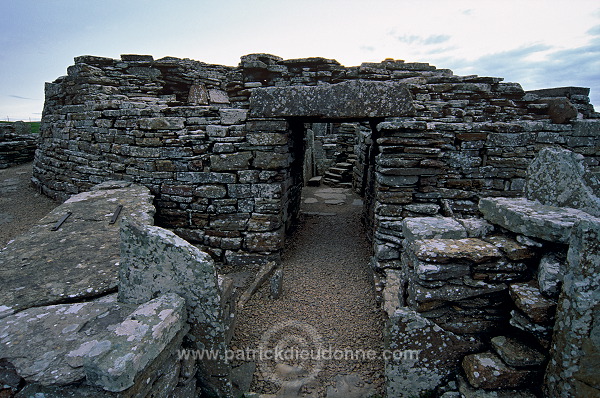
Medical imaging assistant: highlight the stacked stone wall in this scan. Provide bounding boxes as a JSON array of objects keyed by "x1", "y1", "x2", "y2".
[
  {"x1": 33, "y1": 53, "x2": 600, "y2": 266},
  {"x1": 0, "y1": 123, "x2": 37, "y2": 168}
]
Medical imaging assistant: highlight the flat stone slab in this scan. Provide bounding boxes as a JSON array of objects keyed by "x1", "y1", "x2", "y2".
[
  {"x1": 479, "y1": 197, "x2": 598, "y2": 243},
  {"x1": 462, "y1": 352, "x2": 535, "y2": 389},
  {"x1": 491, "y1": 336, "x2": 546, "y2": 368},
  {"x1": 0, "y1": 293, "x2": 185, "y2": 389},
  {"x1": 411, "y1": 238, "x2": 502, "y2": 264},
  {"x1": 509, "y1": 282, "x2": 556, "y2": 324},
  {"x1": 0, "y1": 183, "x2": 155, "y2": 316},
  {"x1": 249, "y1": 80, "x2": 415, "y2": 119},
  {"x1": 402, "y1": 217, "x2": 467, "y2": 241}
]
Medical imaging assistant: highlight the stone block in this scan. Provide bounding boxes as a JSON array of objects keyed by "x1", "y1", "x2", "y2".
[
  {"x1": 402, "y1": 217, "x2": 467, "y2": 241},
  {"x1": 210, "y1": 151, "x2": 253, "y2": 171},
  {"x1": 509, "y1": 282, "x2": 556, "y2": 324},
  {"x1": 485, "y1": 235, "x2": 536, "y2": 261},
  {"x1": 138, "y1": 117, "x2": 185, "y2": 130},
  {"x1": 479, "y1": 197, "x2": 597, "y2": 243},
  {"x1": 250, "y1": 80, "x2": 415, "y2": 119},
  {"x1": 537, "y1": 252, "x2": 564, "y2": 298},
  {"x1": 491, "y1": 336, "x2": 546, "y2": 368},
  {"x1": 457, "y1": 375, "x2": 537, "y2": 398},
  {"x1": 244, "y1": 230, "x2": 284, "y2": 252},
  {"x1": 411, "y1": 238, "x2": 502, "y2": 264},
  {"x1": 526, "y1": 147, "x2": 600, "y2": 217},
  {"x1": 385, "y1": 308, "x2": 484, "y2": 398},
  {"x1": 219, "y1": 108, "x2": 248, "y2": 125},
  {"x1": 194, "y1": 184, "x2": 227, "y2": 198},
  {"x1": 84, "y1": 294, "x2": 186, "y2": 392},
  {"x1": 457, "y1": 217, "x2": 494, "y2": 238},
  {"x1": 247, "y1": 132, "x2": 288, "y2": 146},
  {"x1": 462, "y1": 352, "x2": 536, "y2": 389}
]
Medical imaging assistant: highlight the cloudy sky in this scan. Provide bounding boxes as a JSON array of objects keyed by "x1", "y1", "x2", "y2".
[{"x1": 1, "y1": 0, "x2": 599, "y2": 121}]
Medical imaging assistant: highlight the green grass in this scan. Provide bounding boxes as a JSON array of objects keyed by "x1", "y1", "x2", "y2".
[{"x1": 0, "y1": 121, "x2": 41, "y2": 134}]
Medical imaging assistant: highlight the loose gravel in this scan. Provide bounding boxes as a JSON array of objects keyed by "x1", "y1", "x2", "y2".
[
  {"x1": 230, "y1": 187, "x2": 385, "y2": 397},
  {"x1": 0, "y1": 163, "x2": 58, "y2": 247}
]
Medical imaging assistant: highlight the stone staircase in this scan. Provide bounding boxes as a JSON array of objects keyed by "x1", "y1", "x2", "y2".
[{"x1": 322, "y1": 155, "x2": 357, "y2": 187}]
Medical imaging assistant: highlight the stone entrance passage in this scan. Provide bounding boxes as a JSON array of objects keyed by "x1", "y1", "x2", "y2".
[{"x1": 230, "y1": 186, "x2": 384, "y2": 397}]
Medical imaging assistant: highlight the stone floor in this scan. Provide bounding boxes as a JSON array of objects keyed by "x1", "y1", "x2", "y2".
[{"x1": 230, "y1": 185, "x2": 384, "y2": 398}]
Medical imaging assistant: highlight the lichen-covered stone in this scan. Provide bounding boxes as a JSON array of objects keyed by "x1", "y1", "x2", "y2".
[
  {"x1": 479, "y1": 197, "x2": 597, "y2": 243},
  {"x1": 462, "y1": 352, "x2": 536, "y2": 389},
  {"x1": 118, "y1": 217, "x2": 230, "y2": 395},
  {"x1": 485, "y1": 235, "x2": 536, "y2": 261},
  {"x1": 526, "y1": 147, "x2": 600, "y2": 217},
  {"x1": 84, "y1": 293, "x2": 186, "y2": 392},
  {"x1": 491, "y1": 336, "x2": 546, "y2": 368},
  {"x1": 537, "y1": 252, "x2": 564, "y2": 298},
  {"x1": 385, "y1": 308, "x2": 483, "y2": 398},
  {"x1": 509, "y1": 282, "x2": 557, "y2": 324},
  {"x1": 457, "y1": 217, "x2": 494, "y2": 238},
  {"x1": 0, "y1": 183, "x2": 155, "y2": 316},
  {"x1": 411, "y1": 238, "x2": 502, "y2": 264},
  {"x1": 250, "y1": 80, "x2": 416, "y2": 119},
  {"x1": 544, "y1": 218, "x2": 600, "y2": 397},
  {"x1": 402, "y1": 217, "x2": 467, "y2": 241}
]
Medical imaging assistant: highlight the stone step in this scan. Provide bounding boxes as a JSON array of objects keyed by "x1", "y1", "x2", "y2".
[
  {"x1": 307, "y1": 176, "x2": 322, "y2": 187},
  {"x1": 491, "y1": 336, "x2": 546, "y2": 367},
  {"x1": 336, "y1": 162, "x2": 354, "y2": 169},
  {"x1": 509, "y1": 281, "x2": 557, "y2": 324},
  {"x1": 324, "y1": 171, "x2": 343, "y2": 180},
  {"x1": 329, "y1": 167, "x2": 350, "y2": 175}
]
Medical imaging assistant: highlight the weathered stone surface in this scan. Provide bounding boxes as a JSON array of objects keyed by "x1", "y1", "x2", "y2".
[
  {"x1": 0, "y1": 183, "x2": 155, "y2": 316},
  {"x1": 545, "y1": 218, "x2": 600, "y2": 397},
  {"x1": 535, "y1": 97, "x2": 578, "y2": 123},
  {"x1": 485, "y1": 235, "x2": 536, "y2": 261},
  {"x1": 509, "y1": 282, "x2": 557, "y2": 324},
  {"x1": 479, "y1": 197, "x2": 597, "y2": 243},
  {"x1": 537, "y1": 252, "x2": 564, "y2": 298},
  {"x1": 408, "y1": 277, "x2": 507, "y2": 305},
  {"x1": 510, "y1": 310, "x2": 553, "y2": 348},
  {"x1": 84, "y1": 294, "x2": 186, "y2": 392},
  {"x1": 457, "y1": 375, "x2": 537, "y2": 398},
  {"x1": 462, "y1": 352, "x2": 536, "y2": 389},
  {"x1": 0, "y1": 293, "x2": 185, "y2": 391},
  {"x1": 457, "y1": 217, "x2": 494, "y2": 238},
  {"x1": 411, "y1": 238, "x2": 502, "y2": 264},
  {"x1": 491, "y1": 336, "x2": 546, "y2": 368},
  {"x1": 382, "y1": 269, "x2": 403, "y2": 317},
  {"x1": 402, "y1": 217, "x2": 467, "y2": 241},
  {"x1": 250, "y1": 80, "x2": 415, "y2": 119},
  {"x1": 385, "y1": 308, "x2": 483, "y2": 398},
  {"x1": 526, "y1": 147, "x2": 600, "y2": 217},
  {"x1": 119, "y1": 217, "x2": 230, "y2": 395}
]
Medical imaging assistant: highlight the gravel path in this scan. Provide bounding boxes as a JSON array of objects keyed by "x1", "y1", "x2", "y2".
[
  {"x1": 0, "y1": 162, "x2": 58, "y2": 247},
  {"x1": 230, "y1": 187, "x2": 385, "y2": 397}
]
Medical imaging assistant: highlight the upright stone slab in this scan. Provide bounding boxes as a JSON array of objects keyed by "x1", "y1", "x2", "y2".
[
  {"x1": 249, "y1": 80, "x2": 416, "y2": 119},
  {"x1": 526, "y1": 147, "x2": 600, "y2": 217},
  {"x1": 544, "y1": 218, "x2": 600, "y2": 397},
  {"x1": 118, "y1": 218, "x2": 231, "y2": 396}
]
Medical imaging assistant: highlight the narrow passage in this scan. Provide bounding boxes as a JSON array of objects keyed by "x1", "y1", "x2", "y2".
[{"x1": 231, "y1": 186, "x2": 384, "y2": 397}]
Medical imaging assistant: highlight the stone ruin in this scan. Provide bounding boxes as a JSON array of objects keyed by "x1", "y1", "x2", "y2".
[
  {"x1": 1, "y1": 53, "x2": 599, "y2": 397},
  {"x1": 0, "y1": 122, "x2": 37, "y2": 169}
]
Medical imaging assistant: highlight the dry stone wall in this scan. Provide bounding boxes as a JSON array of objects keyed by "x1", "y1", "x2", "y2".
[
  {"x1": 33, "y1": 53, "x2": 600, "y2": 268},
  {"x1": 0, "y1": 123, "x2": 37, "y2": 168}
]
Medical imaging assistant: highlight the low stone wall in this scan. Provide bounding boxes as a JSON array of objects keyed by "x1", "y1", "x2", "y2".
[
  {"x1": 0, "y1": 181, "x2": 231, "y2": 397},
  {"x1": 382, "y1": 149, "x2": 600, "y2": 397},
  {"x1": 0, "y1": 123, "x2": 37, "y2": 168}
]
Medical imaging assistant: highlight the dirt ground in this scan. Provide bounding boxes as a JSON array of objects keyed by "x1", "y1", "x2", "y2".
[
  {"x1": 0, "y1": 162, "x2": 58, "y2": 247},
  {"x1": 230, "y1": 186, "x2": 385, "y2": 397}
]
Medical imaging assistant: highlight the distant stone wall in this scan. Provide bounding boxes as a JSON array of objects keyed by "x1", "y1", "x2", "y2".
[
  {"x1": 33, "y1": 53, "x2": 600, "y2": 266},
  {"x1": 0, "y1": 122, "x2": 37, "y2": 168}
]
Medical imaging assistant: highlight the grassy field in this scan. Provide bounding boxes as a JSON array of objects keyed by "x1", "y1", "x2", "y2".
[{"x1": 0, "y1": 121, "x2": 41, "y2": 134}]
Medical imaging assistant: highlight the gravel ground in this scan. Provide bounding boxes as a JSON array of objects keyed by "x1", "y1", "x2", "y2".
[
  {"x1": 0, "y1": 162, "x2": 58, "y2": 247},
  {"x1": 230, "y1": 187, "x2": 385, "y2": 397}
]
